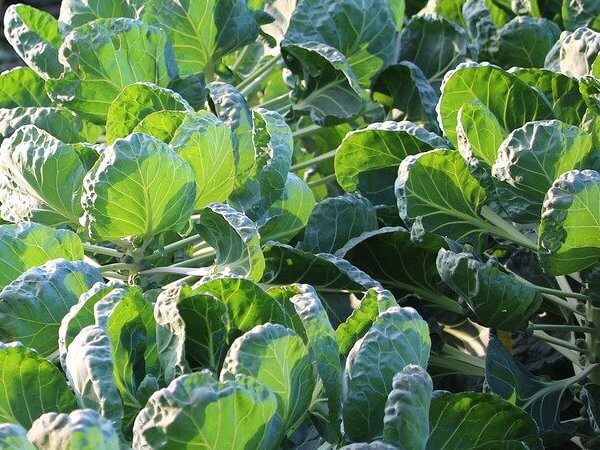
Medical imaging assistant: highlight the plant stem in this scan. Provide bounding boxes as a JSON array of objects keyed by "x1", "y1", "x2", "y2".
[
  {"x1": 99, "y1": 263, "x2": 136, "y2": 273},
  {"x1": 479, "y1": 206, "x2": 538, "y2": 251},
  {"x1": 531, "y1": 285, "x2": 590, "y2": 301},
  {"x1": 385, "y1": 281, "x2": 464, "y2": 314},
  {"x1": 257, "y1": 92, "x2": 291, "y2": 111},
  {"x1": 237, "y1": 56, "x2": 282, "y2": 96},
  {"x1": 83, "y1": 243, "x2": 124, "y2": 259},
  {"x1": 308, "y1": 174, "x2": 337, "y2": 188},
  {"x1": 530, "y1": 324, "x2": 595, "y2": 333},
  {"x1": 290, "y1": 149, "x2": 337, "y2": 172},
  {"x1": 230, "y1": 45, "x2": 251, "y2": 73},
  {"x1": 533, "y1": 330, "x2": 584, "y2": 352},
  {"x1": 146, "y1": 235, "x2": 205, "y2": 262},
  {"x1": 292, "y1": 123, "x2": 321, "y2": 140},
  {"x1": 170, "y1": 251, "x2": 216, "y2": 268},
  {"x1": 103, "y1": 271, "x2": 128, "y2": 281}
]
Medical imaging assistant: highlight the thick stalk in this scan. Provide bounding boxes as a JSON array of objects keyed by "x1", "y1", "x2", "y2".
[
  {"x1": 307, "y1": 174, "x2": 337, "y2": 188},
  {"x1": 237, "y1": 56, "x2": 282, "y2": 96},
  {"x1": 533, "y1": 330, "x2": 583, "y2": 352},
  {"x1": 530, "y1": 324, "x2": 594, "y2": 333},
  {"x1": 479, "y1": 206, "x2": 538, "y2": 251},
  {"x1": 290, "y1": 149, "x2": 337, "y2": 172},
  {"x1": 292, "y1": 123, "x2": 321, "y2": 140},
  {"x1": 146, "y1": 235, "x2": 206, "y2": 262},
  {"x1": 257, "y1": 93, "x2": 291, "y2": 111},
  {"x1": 83, "y1": 243, "x2": 124, "y2": 259}
]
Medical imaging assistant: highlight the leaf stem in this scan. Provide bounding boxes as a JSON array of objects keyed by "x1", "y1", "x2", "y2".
[
  {"x1": 479, "y1": 206, "x2": 537, "y2": 251},
  {"x1": 532, "y1": 330, "x2": 584, "y2": 352},
  {"x1": 290, "y1": 150, "x2": 337, "y2": 172},
  {"x1": 257, "y1": 92, "x2": 291, "y2": 110},
  {"x1": 146, "y1": 235, "x2": 205, "y2": 262},
  {"x1": 83, "y1": 243, "x2": 124, "y2": 259},
  {"x1": 530, "y1": 324, "x2": 595, "y2": 333},
  {"x1": 99, "y1": 263, "x2": 136, "y2": 273},
  {"x1": 292, "y1": 123, "x2": 321, "y2": 139},
  {"x1": 307, "y1": 174, "x2": 337, "y2": 188},
  {"x1": 237, "y1": 56, "x2": 282, "y2": 96}
]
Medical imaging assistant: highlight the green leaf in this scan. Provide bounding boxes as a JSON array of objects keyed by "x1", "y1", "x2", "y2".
[
  {"x1": 382, "y1": 365, "x2": 433, "y2": 450},
  {"x1": 492, "y1": 17, "x2": 560, "y2": 69},
  {"x1": 257, "y1": 173, "x2": 316, "y2": 244},
  {"x1": 396, "y1": 149, "x2": 488, "y2": 247},
  {"x1": 229, "y1": 109, "x2": 293, "y2": 220},
  {"x1": 544, "y1": 27, "x2": 600, "y2": 78},
  {"x1": 192, "y1": 277, "x2": 287, "y2": 341},
  {"x1": 81, "y1": 132, "x2": 196, "y2": 241},
  {"x1": 436, "y1": 248, "x2": 542, "y2": 330},
  {"x1": 132, "y1": 110, "x2": 186, "y2": 143},
  {"x1": 221, "y1": 323, "x2": 315, "y2": 429},
  {"x1": 0, "y1": 222, "x2": 83, "y2": 289},
  {"x1": 343, "y1": 306, "x2": 431, "y2": 442},
  {"x1": 261, "y1": 242, "x2": 379, "y2": 291},
  {"x1": 0, "y1": 423, "x2": 35, "y2": 450},
  {"x1": 0, "y1": 342, "x2": 77, "y2": 428},
  {"x1": 485, "y1": 337, "x2": 576, "y2": 442},
  {"x1": 438, "y1": 63, "x2": 555, "y2": 146},
  {"x1": 335, "y1": 121, "x2": 448, "y2": 206},
  {"x1": 4, "y1": 4, "x2": 63, "y2": 79},
  {"x1": 336, "y1": 227, "x2": 459, "y2": 313},
  {"x1": 397, "y1": 15, "x2": 475, "y2": 89},
  {"x1": 281, "y1": 42, "x2": 363, "y2": 126},
  {"x1": 0, "y1": 67, "x2": 51, "y2": 108},
  {"x1": 371, "y1": 62, "x2": 440, "y2": 132},
  {"x1": 138, "y1": 0, "x2": 259, "y2": 77},
  {"x1": 0, "y1": 125, "x2": 92, "y2": 225},
  {"x1": 0, "y1": 107, "x2": 102, "y2": 144},
  {"x1": 427, "y1": 392, "x2": 543, "y2": 449},
  {"x1": 539, "y1": 169, "x2": 600, "y2": 274},
  {"x1": 63, "y1": 325, "x2": 124, "y2": 428},
  {"x1": 456, "y1": 99, "x2": 507, "y2": 189},
  {"x1": 290, "y1": 286, "x2": 342, "y2": 441},
  {"x1": 59, "y1": 0, "x2": 135, "y2": 33},
  {"x1": 47, "y1": 18, "x2": 176, "y2": 124},
  {"x1": 283, "y1": 0, "x2": 397, "y2": 85},
  {"x1": 423, "y1": 0, "x2": 467, "y2": 27},
  {"x1": 195, "y1": 203, "x2": 265, "y2": 281},
  {"x1": 171, "y1": 112, "x2": 236, "y2": 208},
  {"x1": 167, "y1": 73, "x2": 206, "y2": 110},
  {"x1": 299, "y1": 194, "x2": 378, "y2": 254},
  {"x1": 492, "y1": 120, "x2": 594, "y2": 223},
  {"x1": 0, "y1": 259, "x2": 102, "y2": 357},
  {"x1": 28, "y1": 410, "x2": 120, "y2": 450},
  {"x1": 105, "y1": 82, "x2": 191, "y2": 144},
  {"x1": 154, "y1": 285, "x2": 227, "y2": 378},
  {"x1": 206, "y1": 82, "x2": 254, "y2": 184},
  {"x1": 336, "y1": 287, "x2": 397, "y2": 357},
  {"x1": 562, "y1": 0, "x2": 600, "y2": 31},
  {"x1": 133, "y1": 372, "x2": 282, "y2": 449}
]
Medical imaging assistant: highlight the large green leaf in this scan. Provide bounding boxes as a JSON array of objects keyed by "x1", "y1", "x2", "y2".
[
  {"x1": 437, "y1": 248, "x2": 542, "y2": 330},
  {"x1": 396, "y1": 149, "x2": 488, "y2": 247},
  {"x1": 0, "y1": 107, "x2": 102, "y2": 144},
  {"x1": 397, "y1": 15, "x2": 474, "y2": 89},
  {"x1": 27, "y1": 410, "x2": 120, "y2": 450},
  {"x1": 290, "y1": 286, "x2": 342, "y2": 441},
  {"x1": 485, "y1": 337, "x2": 577, "y2": 442},
  {"x1": 562, "y1": 0, "x2": 600, "y2": 31},
  {"x1": 539, "y1": 169, "x2": 600, "y2": 274},
  {"x1": 0, "y1": 222, "x2": 83, "y2": 289},
  {"x1": 370, "y1": 62, "x2": 439, "y2": 132},
  {"x1": 0, "y1": 342, "x2": 77, "y2": 428},
  {"x1": 59, "y1": 0, "x2": 136, "y2": 33},
  {"x1": 492, "y1": 120, "x2": 594, "y2": 223},
  {"x1": 0, "y1": 67, "x2": 51, "y2": 108},
  {"x1": 0, "y1": 424, "x2": 34, "y2": 450},
  {"x1": 133, "y1": 372, "x2": 282, "y2": 449},
  {"x1": 438, "y1": 63, "x2": 555, "y2": 146},
  {"x1": 47, "y1": 18, "x2": 175, "y2": 124},
  {"x1": 335, "y1": 121, "x2": 448, "y2": 206},
  {"x1": 229, "y1": 109, "x2": 293, "y2": 220},
  {"x1": 513, "y1": 69, "x2": 587, "y2": 126},
  {"x1": 137, "y1": 0, "x2": 259, "y2": 77},
  {"x1": 194, "y1": 203, "x2": 265, "y2": 281},
  {"x1": 171, "y1": 112, "x2": 236, "y2": 208},
  {"x1": 192, "y1": 277, "x2": 287, "y2": 341},
  {"x1": 205, "y1": 82, "x2": 254, "y2": 184},
  {"x1": 343, "y1": 306, "x2": 431, "y2": 442},
  {"x1": 544, "y1": 27, "x2": 600, "y2": 78},
  {"x1": 105, "y1": 82, "x2": 191, "y2": 144},
  {"x1": 382, "y1": 365, "x2": 433, "y2": 450},
  {"x1": 81, "y1": 132, "x2": 196, "y2": 241},
  {"x1": 4, "y1": 4, "x2": 63, "y2": 79},
  {"x1": 299, "y1": 194, "x2": 378, "y2": 254},
  {"x1": 492, "y1": 17, "x2": 560, "y2": 69},
  {"x1": 154, "y1": 285, "x2": 227, "y2": 379},
  {"x1": 427, "y1": 392, "x2": 543, "y2": 449},
  {"x1": 281, "y1": 42, "x2": 363, "y2": 126},
  {"x1": 283, "y1": 0, "x2": 397, "y2": 85},
  {"x1": 0, "y1": 125, "x2": 92, "y2": 225},
  {"x1": 132, "y1": 110, "x2": 185, "y2": 143},
  {"x1": 336, "y1": 287, "x2": 397, "y2": 357},
  {"x1": 257, "y1": 173, "x2": 316, "y2": 243},
  {"x1": 222, "y1": 323, "x2": 315, "y2": 429},
  {"x1": 0, "y1": 259, "x2": 102, "y2": 357}
]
